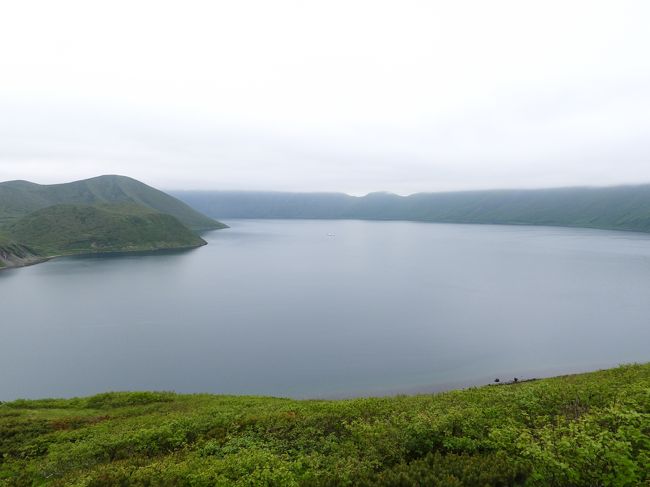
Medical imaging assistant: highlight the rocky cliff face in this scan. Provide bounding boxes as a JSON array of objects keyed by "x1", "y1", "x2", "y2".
[{"x1": 0, "y1": 241, "x2": 45, "y2": 269}]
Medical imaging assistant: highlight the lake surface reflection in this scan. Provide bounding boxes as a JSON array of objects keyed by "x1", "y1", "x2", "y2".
[{"x1": 2, "y1": 220, "x2": 650, "y2": 400}]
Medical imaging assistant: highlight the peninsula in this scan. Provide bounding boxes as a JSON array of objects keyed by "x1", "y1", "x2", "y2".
[{"x1": 0, "y1": 175, "x2": 227, "y2": 270}]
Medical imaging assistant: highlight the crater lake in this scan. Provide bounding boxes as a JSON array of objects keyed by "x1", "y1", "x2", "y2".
[{"x1": 2, "y1": 219, "x2": 650, "y2": 400}]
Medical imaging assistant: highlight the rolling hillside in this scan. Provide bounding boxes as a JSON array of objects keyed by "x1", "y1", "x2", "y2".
[
  {"x1": 174, "y1": 184, "x2": 650, "y2": 233},
  {"x1": 0, "y1": 175, "x2": 227, "y2": 231},
  {"x1": 0, "y1": 176, "x2": 226, "y2": 269},
  {"x1": 7, "y1": 204, "x2": 206, "y2": 255},
  {"x1": 1, "y1": 363, "x2": 648, "y2": 486}
]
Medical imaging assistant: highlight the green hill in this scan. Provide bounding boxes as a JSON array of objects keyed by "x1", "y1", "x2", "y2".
[
  {"x1": 0, "y1": 176, "x2": 227, "y2": 269},
  {"x1": 1, "y1": 363, "x2": 648, "y2": 486},
  {"x1": 174, "y1": 184, "x2": 650, "y2": 233},
  {"x1": 7, "y1": 204, "x2": 207, "y2": 256},
  {"x1": 0, "y1": 175, "x2": 226, "y2": 231}
]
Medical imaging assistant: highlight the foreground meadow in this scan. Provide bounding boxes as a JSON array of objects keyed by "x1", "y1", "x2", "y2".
[{"x1": 1, "y1": 364, "x2": 648, "y2": 486}]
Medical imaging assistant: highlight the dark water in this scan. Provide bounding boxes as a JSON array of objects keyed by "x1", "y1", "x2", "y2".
[{"x1": 2, "y1": 220, "x2": 650, "y2": 401}]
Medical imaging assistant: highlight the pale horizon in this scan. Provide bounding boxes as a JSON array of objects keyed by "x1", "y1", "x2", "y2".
[
  {"x1": 2, "y1": 1, "x2": 650, "y2": 193},
  {"x1": 3, "y1": 173, "x2": 650, "y2": 198}
]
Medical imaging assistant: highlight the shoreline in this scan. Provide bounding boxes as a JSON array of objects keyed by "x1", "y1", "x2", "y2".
[
  {"x1": 3, "y1": 364, "x2": 647, "y2": 485},
  {"x1": 2, "y1": 361, "x2": 640, "y2": 403},
  {"x1": 212, "y1": 216, "x2": 650, "y2": 237},
  {"x1": 307, "y1": 360, "x2": 631, "y2": 400},
  {"x1": 0, "y1": 241, "x2": 207, "y2": 272}
]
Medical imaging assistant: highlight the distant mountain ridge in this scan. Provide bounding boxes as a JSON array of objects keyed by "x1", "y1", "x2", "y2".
[
  {"x1": 173, "y1": 184, "x2": 650, "y2": 234},
  {"x1": 0, "y1": 175, "x2": 226, "y2": 269}
]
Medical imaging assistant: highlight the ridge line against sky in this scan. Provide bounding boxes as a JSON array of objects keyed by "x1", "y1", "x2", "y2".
[
  {"x1": 1, "y1": 0, "x2": 650, "y2": 194},
  {"x1": 166, "y1": 182, "x2": 650, "y2": 197},
  {"x1": 4, "y1": 174, "x2": 650, "y2": 198}
]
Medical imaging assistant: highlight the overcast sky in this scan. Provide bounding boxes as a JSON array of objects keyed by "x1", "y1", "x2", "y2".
[{"x1": 1, "y1": 1, "x2": 649, "y2": 194}]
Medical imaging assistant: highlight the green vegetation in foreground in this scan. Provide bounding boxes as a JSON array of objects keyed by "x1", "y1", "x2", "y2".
[
  {"x1": 6, "y1": 203, "x2": 206, "y2": 256},
  {"x1": 1, "y1": 364, "x2": 648, "y2": 486}
]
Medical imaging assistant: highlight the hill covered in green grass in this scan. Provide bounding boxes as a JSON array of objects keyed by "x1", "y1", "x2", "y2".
[
  {"x1": 0, "y1": 175, "x2": 226, "y2": 232},
  {"x1": 1, "y1": 364, "x2": 648, "y2": 486},
  {"x1": 7, "y1": 204, "x2": 207, "y2": 256},
  {"x1": 0, "y1": 176, "x2": 226, "y2": 269},
  {"x1": 174, "y1": 184, "x2": 650, "y2": 233}
]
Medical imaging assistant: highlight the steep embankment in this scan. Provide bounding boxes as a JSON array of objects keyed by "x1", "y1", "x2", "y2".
[
  {"x1": 7, "y1": 204, "x2": 206, "y2": 256},
  {"x1": 0, "y1": 235, "x2": 43, "y2": 269},
  {"x1": 1, "y1": 364, "x2": 648, "y2": 486},
  {"x1": 174, "y1": 184, "x2": 650, "y2": 233},
  {"x1": 0, "y1": 175, "x2": 227, "y2": 231}
]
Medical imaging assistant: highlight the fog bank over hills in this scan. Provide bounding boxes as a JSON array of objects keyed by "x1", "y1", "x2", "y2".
[{"x1": 174, "y1": 183, "x2": 650, "y2": 234}]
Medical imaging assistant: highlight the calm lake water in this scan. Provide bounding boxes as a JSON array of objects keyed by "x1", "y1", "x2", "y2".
[{"x1": 2, "y1": 220, "x2": 650, "y2": 400}]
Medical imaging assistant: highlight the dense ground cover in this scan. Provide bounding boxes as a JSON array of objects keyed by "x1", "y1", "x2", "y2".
[{"x1": 1, "y1": 364, "x2": 648, "y2": 486}]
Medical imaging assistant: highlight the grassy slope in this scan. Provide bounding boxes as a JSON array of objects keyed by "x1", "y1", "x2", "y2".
[
  {"x1": 0, "y1": 175, "x2": 227, "y2": 267},
  {"x1": 174, "y1": 185, "x2": 650, "y2": 233},
  {"x1": 0, "y1": 175, "x2": 226, "y2": 232},
  {"x1": 6, "y1": 204, "x2": 206, "y2": 256},
  {"x1": 1, "y1": 364, "x2": 648, "y2": 486}
]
